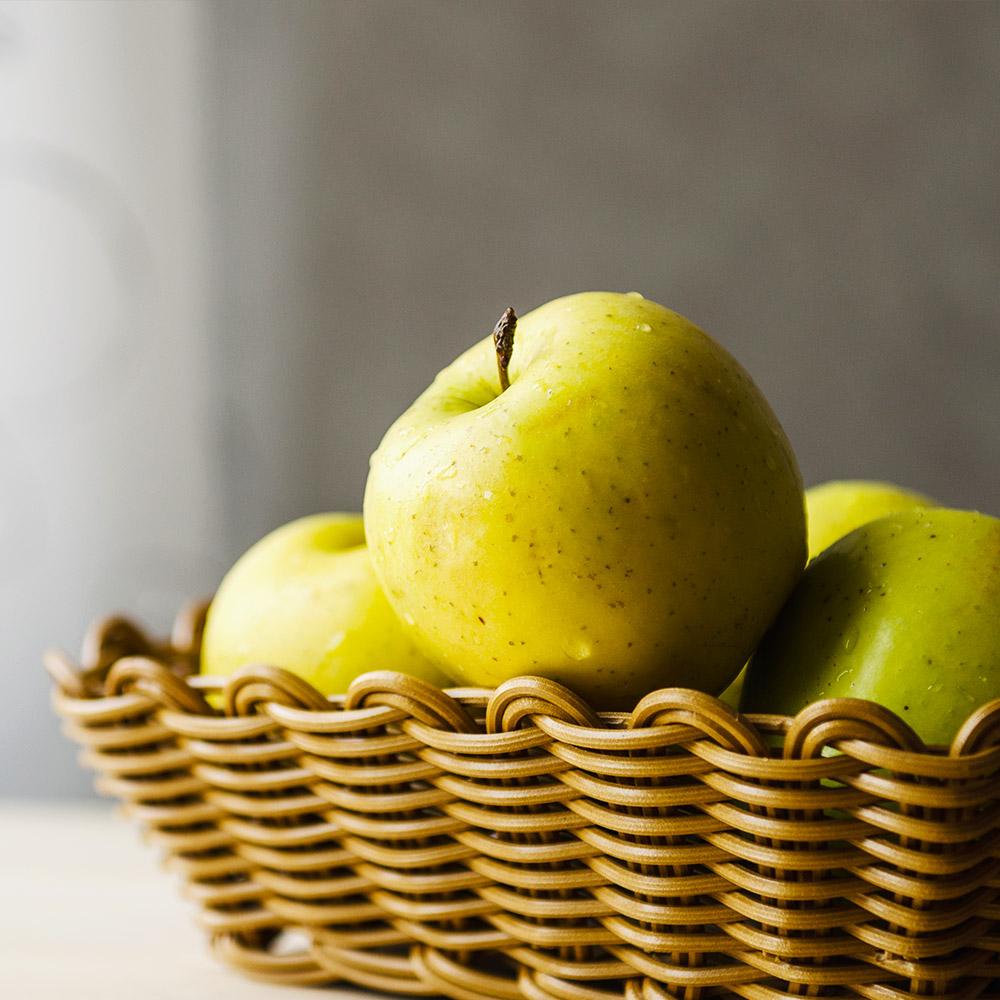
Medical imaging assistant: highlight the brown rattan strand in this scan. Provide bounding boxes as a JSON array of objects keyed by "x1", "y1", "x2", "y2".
[{"x1": 46, "y1": 602, "x2": 1000, "y2": 1000}]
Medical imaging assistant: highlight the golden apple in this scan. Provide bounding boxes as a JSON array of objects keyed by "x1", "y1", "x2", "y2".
[
  {"x1": 201, "y1": 514, "x2": 451, "y2": 693},
  {"x1": 364, "y1": 292, "x2": 806, "y2": 708},
  {"x1": 806, "y1": 479, "x2": 932, "y2": 558}
]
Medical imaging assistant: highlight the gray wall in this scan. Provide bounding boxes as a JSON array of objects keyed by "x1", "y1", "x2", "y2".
[{"x1": 4, "y1": 0, "x2": 999, "y2": 796}]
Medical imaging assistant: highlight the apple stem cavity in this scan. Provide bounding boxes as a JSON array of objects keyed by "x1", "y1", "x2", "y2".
[{"x1": 493, "y1": 306, "x2": 517, "y2": 393}]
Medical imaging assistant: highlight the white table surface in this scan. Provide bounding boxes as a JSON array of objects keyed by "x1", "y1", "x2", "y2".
[{"x1": 1, "y1": 802, "x2": 393, "y2": 1000}]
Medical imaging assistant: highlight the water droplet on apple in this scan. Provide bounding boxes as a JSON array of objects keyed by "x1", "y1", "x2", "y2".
[
  {"x1": 636, "y1": 322, "x2": 652, "y2": 333},
  {"x1": 765, "y1": 454, "x2": 778, "y2": 472},
  {"x1": 324, "y1": 631, "x2": 345, "y2": 654},
  {"x1": 842, "y1": 628, "x2": 859, "y2": 653},
  {"x1": 403, "y1": 612, "x2": 415, "y2": 626},
  {"x1": 625, "y1": 291, "x2": 644, "y2": 299},
  {"x1": 482, "y1": 489, "x2": 494, "y2": 500},
  {"x1": 563, "y1": 635, "x2": 592, "y2": 661}
]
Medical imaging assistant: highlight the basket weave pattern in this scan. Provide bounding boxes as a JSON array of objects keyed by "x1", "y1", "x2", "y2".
[{"x1": 48, "y1": 601, "x2": 1000, "y2": 999}]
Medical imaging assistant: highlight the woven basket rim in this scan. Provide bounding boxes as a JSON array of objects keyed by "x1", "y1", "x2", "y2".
[{"x1": 46, "y1": 599, "x2": 1000, "y2": 778}]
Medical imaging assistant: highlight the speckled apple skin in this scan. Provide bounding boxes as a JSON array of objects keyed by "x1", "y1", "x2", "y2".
[
  {"x1": 720, "y1": 478, "x2": 935, "y2": 705},
  {"x1": 364, "y1": 291, "x2": 806, "y2": 709},
  {"x1": 805, "y1": 479, "x2": 933, "y2": 559},
  {"x1": 201, "y1": 514, "x2": 452, "y2": 694},
  {"x1": 742, "y1": 508, "x2": 1000, "y2": 745}
]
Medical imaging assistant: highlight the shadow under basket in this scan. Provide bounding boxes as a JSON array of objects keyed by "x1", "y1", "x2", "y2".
[{"x1": 47, "y1": 600, "x2": 1000, "y2": 1000}]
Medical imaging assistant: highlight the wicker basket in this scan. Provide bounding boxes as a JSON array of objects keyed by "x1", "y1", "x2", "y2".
[{"x1": 47, "y1": 600, "x2": 1000, "y2": 999}]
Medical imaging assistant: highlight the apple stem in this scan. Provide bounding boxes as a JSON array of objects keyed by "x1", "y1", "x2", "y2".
[{"x1": 493, "y1": 307, "x2": 517, "y2": 393}]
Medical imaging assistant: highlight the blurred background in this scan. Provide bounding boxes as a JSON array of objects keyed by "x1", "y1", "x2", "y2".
[{"x1": 2, "y1": 0, "x2": 998, "y2": 797}]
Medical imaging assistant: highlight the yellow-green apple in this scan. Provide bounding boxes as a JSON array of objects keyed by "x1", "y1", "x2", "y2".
[
  {"x1": 363, "y1": 291, "x2": 806, "y2": 708},
  {"x1": 720, "y1": 478, "x2": 934, "y2": 708},
  {"x1": 718, "y1": 669, "x2": 746, "y2": 710},
  {"x1": 806, "y1": 479, "x2": 933, "y2": 558},
  {"x1": 741, "y1": 508, "x2": 1000, "y2": 744},
  {"x1": 201, "y1": 514, "x2": 451, "y2": 693}
]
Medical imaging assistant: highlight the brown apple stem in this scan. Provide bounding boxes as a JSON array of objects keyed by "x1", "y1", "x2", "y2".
[{"x1": 493, "y1": 306, "x2": 517, "y2": 393}]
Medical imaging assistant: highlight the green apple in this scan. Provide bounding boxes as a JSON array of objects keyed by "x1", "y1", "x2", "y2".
[
  {"x1": 806, "y1": 479, "x2": 932, "y2": 558},
  {"x1": 741, "y1": 507, "x2": 1000, "y2": 744},
  {"x1": 363, "y1": 291, "x2": 806, "y2": 708},
  {"x1": 718, "y1": 669, "x2": 745, "y2": 710},
  {"x1": 201, "y1": 514, "x2": 452, "y2": 694},
  {"x1": 720, "y1": 479, "x2": 934, "y2": 708}
]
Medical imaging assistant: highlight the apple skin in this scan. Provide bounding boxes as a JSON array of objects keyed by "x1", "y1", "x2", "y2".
[
  {"x1": 740, "y1": 507, "x2": 1000, "y2": 745},
  {"x1": 718, "y1": 669, "x2": 745, "y2": 710},
  {"x1": 806, "y1": 479, "x2": 933, "y2": 558},
  {"x1": 364, "y1": 291, "x2": 806, "y2": 709},
  {"x1": 201, "y1": 514, "x2": 452, "y2": 694},
  {"x1": 720, "y1": 478, "x2": 933, "y2": 708}
]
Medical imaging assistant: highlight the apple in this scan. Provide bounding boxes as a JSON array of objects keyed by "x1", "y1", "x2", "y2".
[
  {"x1": 718, "y1": 669, "x2": 746, "y2": 710},
  {"x1": 363, "y1": 291, "x2": 806, "y2": 708},
  {"x1": 720, "y1": 478, "x2": 933, "y2": 707},
  {"x1": 806, "y1": 479, "x2": 932, "y2": 558},
  {"x1": 740, "y1": 507, "x2": 1000, "y2": 745},
  {"x1": 201, "y1": 514, "x2": 452, "y2": 694}
]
